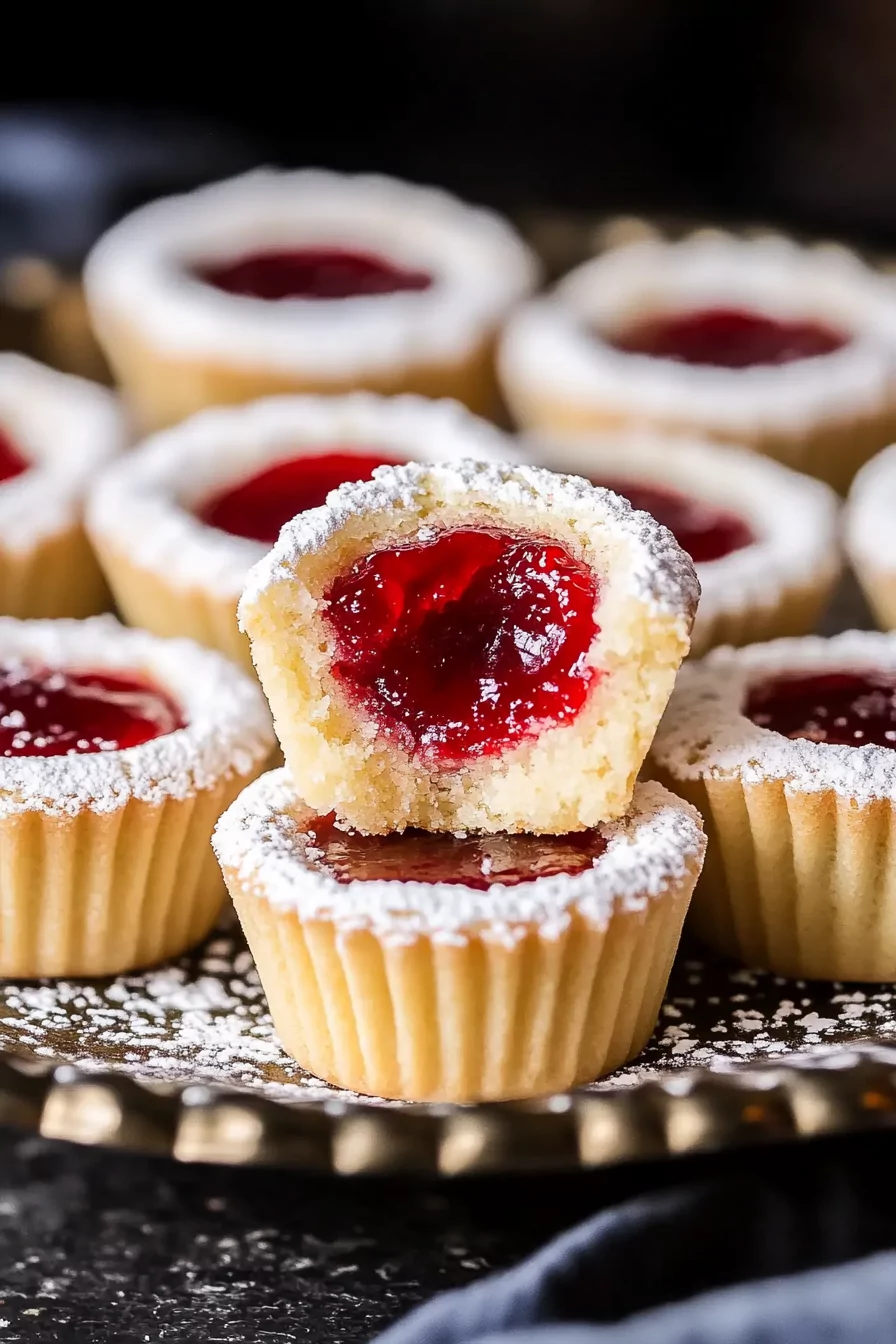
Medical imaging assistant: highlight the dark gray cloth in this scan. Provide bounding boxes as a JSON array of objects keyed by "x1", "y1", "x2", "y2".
[{"x1": 379, "y1": 1167, "x2": 896, "y2": 1344}]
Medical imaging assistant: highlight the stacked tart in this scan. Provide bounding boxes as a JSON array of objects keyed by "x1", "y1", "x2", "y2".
[
  {"x1": 214, "y1": 460, "x2": 707, "y2": 1101},
  {"x1": 500, "y1": 232, "x2": 896, "y2": 492},
  {"x1": 84, "y1": 169, "x2": 538, "y2": 430}
]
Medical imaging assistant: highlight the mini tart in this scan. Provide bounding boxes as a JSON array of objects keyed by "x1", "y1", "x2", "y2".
[
  {"x1": 845, "y1": 444, "x2": 896, "y2": 630},
  {"x1": 214, "y1": 771, "x2": 705, "y2": 1102},
  {"x1": 86, "y1": 393, "x2": 516, "y2": 671},
  {"x1": 499, "y1": 233, "x2": 896, "y2": 492},
  {"x1": 651, "y1": 631, "x2": 896, "y2": 980},
  {"x1": 84, "y1": 168, "x2": 539, "y2": 431},
  {"x1": 0, "y1": 354, "x2": 126, "y2": 619},
  {"x1": 526, "y1": 429, "x2": 841, "y2": 656},
  {"x1": 238, "y1": 460, "x2": 699, "y2": 836},
  {"x1": 0, "y1": 616, "x2": 274, "y2": 977}
]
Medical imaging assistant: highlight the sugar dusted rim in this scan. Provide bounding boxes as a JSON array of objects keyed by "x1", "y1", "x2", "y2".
[
  {"x1": 86, "y1": 393, "x2": 518, "y2": 600},
  {"x1": 213, "y1": 770, "x2": 705, "y2": 941},
  {"x1": 0, "y1": 354, "x2": 127, "y2": 553},
  {"x1": 499, "y1": 233, "x2": 896, "y2": 436},
  {"x1": 0, "y1": 616, "x2": 274, "y2": 818},
  {"x1": 845, "y1": 443, "x2": 896, "y2": 570},
  {"x1": 652, "y1": 630, "x2": 896, "y2": 804},
  {"x1": 524, "y1": 428, "x2": 841, "y2": 633},
  {"x1": 239, "y1": 458, "x2": 701, "y2": 622},
  {"x1": 84, "y1": 168, "x2": 539, "y2": 377}
]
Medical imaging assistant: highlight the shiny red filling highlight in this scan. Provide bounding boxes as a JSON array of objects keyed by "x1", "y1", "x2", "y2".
[
  {"x1": 197, "y1": 449, "x2": 407, "y2": 545},
  {"x1": 746, "y1": 671, "x2": 896, "y2": 748},
  {"x1": 595, "y1": 478, "x2": 753, "y2": 564},
  {"x1": 0, "y1": 428, "x2": 29, "y2": 486},
  {"x1": 608, "y1": 307, "x2": 848, "y2": 368},
  {"x1": 195, "y1": 246, "x2": 433, "y2": 301},
  {"x1": 302, "y1": 813, "x2": 607, "y2": 888},
  {"x1": 325, "y1": 528, "x2": 599, "y2": 763},
  {"x1": 0, "y1": 665, "x2": 185, "y2": 757}
]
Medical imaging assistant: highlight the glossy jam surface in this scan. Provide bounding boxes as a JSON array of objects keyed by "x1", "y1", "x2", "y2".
[
  {"x1": 596, "y1": 478, "x2": 753, "y2": 564},
  {"x1": 197, "y1": 449, "x2": 406, "y2": 545},
  {"x1": 608, "y1": 306, "x2": 848, "y2": 368},
  {"x1": 746, "y1": 671, "x2": 896, "y2": 748},
  {"x1": 0, "y1": 665, "x2": 185, "y2": 757},
  {"x1": 302, "y1": 813, "x2": 607, "y2": 889},
  {"x1": 0, "y1": 428, "x2": 29, "y2": 486},
  {"x1": 195, "y1": 247, "x2": 433, "y2": 301},
  {"x1": 325, "y1": 528, "x2": 599, "y2": 763}
]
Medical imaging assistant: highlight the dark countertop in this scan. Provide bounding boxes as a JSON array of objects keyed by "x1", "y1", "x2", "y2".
[{"x1": 2, "y1": 1126, "x2": 896, "y2": 1342}]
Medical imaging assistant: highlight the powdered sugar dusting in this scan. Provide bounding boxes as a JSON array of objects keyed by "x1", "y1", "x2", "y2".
[
  {"x1": 87, "y1": 394, "x2": 517, "y2": 599},
  {"x1": 213, "y1": 772, "x2": 706, "y2": 941},
  {"x1": 239, "y1": 459, "x2": 700, "y2": 621},
  {"x1": 85, "y1": 168, "x2": 539, "y2": 376},
  {"x1": 652, "y1": 630, "x2": 896, "y2": 803},
  {"x1": 0, "y1": 616, "x2": 274, "y2": 817},
  {"x1": 0, "y1": 354, "x2": 126, "y2": 552},
  {"x1": 499, "y1": 232, "x2": 896, "y2": 438}
]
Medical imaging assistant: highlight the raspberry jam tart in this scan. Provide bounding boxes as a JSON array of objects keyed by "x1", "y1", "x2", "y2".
[
  {"x1": 0, "y1": 354, "x2": 125, "y2": 620},
  {"x1": 84, "y1": 168, "x2": 538, "y2": 431},
  {"x1": 214, "y1": 769, "x2": 706, "y2": 1102},
  {"x1": 527, "y1": 430, "x2": 840, "y2": 656},
  {"x1": 500, "y1": 232, "x2": 896, "y2": 491},
  {"x1": 87, "y1": 393, "x2": 515, "y2": 669},
  {"x1": 0, "y1": 615, "x2": 274, "y2": 979},
  {"x1": 651, "y1": 631, "x2": 896, "y2": 980},
  {"x1": 238, "y1": 459, "x2": 699, "y2": 836}
]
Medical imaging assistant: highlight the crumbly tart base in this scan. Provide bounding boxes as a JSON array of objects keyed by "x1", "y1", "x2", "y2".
[
  {"x1": 0, "y1": 355, "x2": 126, "y2": 618},
  {"x1": 651, "y1": 632, "x2": 896, "y2": 980},
  {"x1": 0, "y1": 617, "x2": 274, "y2": 977},
  {"x1": 85, "y1": 169, "x2": 538, "y2": 431},
  {"x1": 499, "y1": 234, "x2": 896, "y2": 493},
  {"x1": 86, "y1": 394, "x2": 516, "y2": 671},
  {"x1": 239, "y1": 460, "x2": 699, "y2": 835},
  {"x1": 846, "y1": 443, "x2": 896, "y2": 631},
  {"x1": 526, "y1": 429, "x2": 841, "y2": 656},
  {"x1": 214, "y1": 772, "x2": 705, "y2": 1102}
]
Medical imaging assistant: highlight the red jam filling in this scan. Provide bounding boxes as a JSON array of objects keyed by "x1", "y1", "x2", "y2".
[
  {"x1": 325, "y1": 528, "x2": 599, "y2": 763},
  {"x1": 195, "y1": 247, "x2": 433, "y2": 301},
  {"x1": 0, "y1": 665, "x2": 185, "y2": 757},
  {"x1": 0, "y1": 428, "x2": 29, "y2": 486},
  {"x1": 608, "y1": 307, "x2": 848, "y2": 369},
  {"x1": 746, "y1": 671, "x2": 896, "y2": 748},
  {"x1": 303, "y1": 813, "x2": 607, "y2": 889},
  {"x1": 197, "y1": 449, "x2": 407, "y2": 545},
  {"x1": 595, "y1": 478, "x2": 753, "y2": 564}
]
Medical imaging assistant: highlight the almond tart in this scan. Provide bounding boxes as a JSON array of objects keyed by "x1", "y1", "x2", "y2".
[
  {"x1": 84, "y1": 168, "x2": 539, "y2": 431},
  {"x1": 651, "y1": 630, "x2": 896, "y2": 980},
  {"x1": 527, "y1": 429, "x2": 840, "y2": 655},
  {"x1": 845, "y1": 443, "x2": 896, "y2": 631},
  {"x1": 238, "y1": 460, "x2": 700, "y2": 836},
  {"x1": 0, "y1": 353, "x2": 126, "y2": 619},
  {"x1": 214, "y1": 770, "x2": 705, "y2": 1102},
  {"x1": 0, "y1": 615, "x2": 274, "y2": 977},
  {"x1": 499, "y1": 233, "x2": 896, "y2": 492},
  {"x1": 86, "y1": 393, "x2": 515, "y2": 671}
]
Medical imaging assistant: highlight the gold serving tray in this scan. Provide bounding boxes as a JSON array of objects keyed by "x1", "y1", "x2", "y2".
[{"x1": 2, "y1": 214, "x2": 896, "y2": 1173}]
